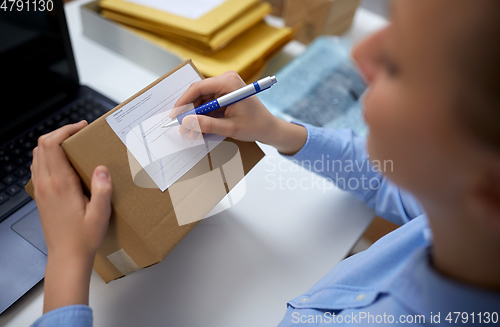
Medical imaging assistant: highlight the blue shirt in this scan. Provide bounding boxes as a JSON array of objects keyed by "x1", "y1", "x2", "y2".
[
  {"x1": 31, "y1": 123, "x2": 500, "y2": 326},
  {"x1": 31, "y1": 305, "x2": 92, "y2": 327}
]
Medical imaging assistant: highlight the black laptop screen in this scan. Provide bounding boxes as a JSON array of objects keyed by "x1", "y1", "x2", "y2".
[{"x1": 0, "y1": 1, "x2": 79, "y2": 141}]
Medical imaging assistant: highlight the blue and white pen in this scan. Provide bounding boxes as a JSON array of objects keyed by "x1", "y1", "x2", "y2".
[{"x1": 162, "y1": 76, "x2": 277, "y2": 128}]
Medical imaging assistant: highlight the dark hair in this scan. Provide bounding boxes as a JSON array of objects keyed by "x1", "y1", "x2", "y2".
[{"x1": 451, "y1": 1, "x2": 500, "y2": 150}]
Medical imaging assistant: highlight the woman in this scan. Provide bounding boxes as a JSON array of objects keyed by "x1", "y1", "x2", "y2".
[{"x1": 30, "y1": 0, "x2": 500, "y2": 325}]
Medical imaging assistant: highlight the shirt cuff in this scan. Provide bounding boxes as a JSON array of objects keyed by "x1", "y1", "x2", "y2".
[
  {"x1": 279, "y1": 121, "x2": 337, "y2": 161},
  {"x1": 31, "y1": 305, "x2": 93, "y2": 327}
]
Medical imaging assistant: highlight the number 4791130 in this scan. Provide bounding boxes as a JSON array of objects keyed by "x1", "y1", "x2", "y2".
[
  {"x1": 1, "y1": 0, "x2": 54, "y2": 11},
  {"x1": 445, "y1": 312, "x2": 498, "y2": 324}
]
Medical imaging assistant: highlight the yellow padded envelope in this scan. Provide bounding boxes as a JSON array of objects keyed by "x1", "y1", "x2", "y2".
[
  {"x1": 100, "y1": 0, "x2": 259, "y2": 39},
  {"x1": 120, "y1": 21, "x2": 294, "y2": 81},
  {"x1": 101, "y1": 2, "x2": 271, "y2": 53}
]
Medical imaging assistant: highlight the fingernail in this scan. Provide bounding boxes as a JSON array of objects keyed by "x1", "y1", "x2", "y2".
[
  {"x1": 190, "y1": 119, "x2": 197, "y2": 129},
  {"x1": 96, "y1": 168, "x2": 109, "y2": 180}
]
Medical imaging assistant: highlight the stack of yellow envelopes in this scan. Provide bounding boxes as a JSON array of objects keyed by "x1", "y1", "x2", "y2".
[
  {"x1": 100, "y1": 0, "x2": 271, "y2": 53},
  {"x1": 99, "y1": 0, "x2": 294, "y2": 80}
]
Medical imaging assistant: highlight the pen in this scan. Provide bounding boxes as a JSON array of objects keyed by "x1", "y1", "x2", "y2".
[{"x1": 162, "y1": 75, "x2": 277, "y2": 128}]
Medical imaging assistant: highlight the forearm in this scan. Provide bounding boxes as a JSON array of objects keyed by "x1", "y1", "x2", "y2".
[
  {"x1": 277, "y1": 122, "x2": 424, "y2": 225},
  {"x1": 283, "y1": 125, "x2": 381, "y2": 198},
  {"x1": 43, "y1": 253, "x2": 94, "y2": 314}
]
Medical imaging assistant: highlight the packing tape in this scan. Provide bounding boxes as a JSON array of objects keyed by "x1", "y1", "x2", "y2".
[{"x1": 107, "y1": 249, "x2": 140, "y2": 276}]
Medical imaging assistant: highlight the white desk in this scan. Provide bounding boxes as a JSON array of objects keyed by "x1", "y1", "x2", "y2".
[{"x1": 0, "y1": 2, "x2": 387, "y2": 326}]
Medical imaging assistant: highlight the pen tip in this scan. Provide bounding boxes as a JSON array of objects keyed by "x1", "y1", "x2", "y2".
[{"x1": 163, "y1": 120, "x2": 179, "y2": 128}]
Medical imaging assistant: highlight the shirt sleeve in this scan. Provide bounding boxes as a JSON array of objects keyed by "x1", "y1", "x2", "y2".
[
  {"x1": 281, "y1": 122, "x2": 423, "y2": 225},
  {"x1": 30, "y1": 305, "x2": 93, "y2": 327}
]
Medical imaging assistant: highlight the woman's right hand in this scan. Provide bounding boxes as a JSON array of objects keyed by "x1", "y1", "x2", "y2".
[
  {"x1": 173, "y1": 71, "x2": 278, "y2": 143},
  {"x1": 173, "y1": 71, "x2": 307, "y2": 155}
]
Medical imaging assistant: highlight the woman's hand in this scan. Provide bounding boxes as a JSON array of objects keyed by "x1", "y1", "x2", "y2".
[
  {"x1": 31, "y1": 121, "x2": 113, "y2": 313},
  {"x1": 173, "y1": 71, "x2": 307, "y2": 155}
]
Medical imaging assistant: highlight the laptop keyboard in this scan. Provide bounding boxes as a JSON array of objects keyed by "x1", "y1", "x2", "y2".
[{"x1": 0, "y1": 96, "x2": 110, "y2": 223}]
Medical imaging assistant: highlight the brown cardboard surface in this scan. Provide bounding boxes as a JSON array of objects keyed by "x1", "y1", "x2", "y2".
[
  {"x1": 283, "y1": 0, "x2": 359, "y2": 44},
  {"x1": 268, "y1": 0, "x2": 285, "y2": 16},
  {"x1": 25, "y1": 60, "x2": 265, "y2": 282}
]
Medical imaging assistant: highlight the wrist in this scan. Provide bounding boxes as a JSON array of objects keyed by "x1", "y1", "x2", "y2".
[
  {"x1": 43, "y1": 253, "x2": 95, "y2": 313},
  {"x1": 48, "y1": 247, "x2": 96, "y2": 270},
  {"x1": 258, "y1": 115, "x2": 281, "y2": 145},
  {"x1": 48, "y1": 250, "x2": 95, "y2": 271},
  {"x1": 263, "y1": 118, "x2": 307, "y2": 155}
]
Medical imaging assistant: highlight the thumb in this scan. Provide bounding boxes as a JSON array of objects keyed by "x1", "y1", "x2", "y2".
[
  {"x1": 87, "y1": 165, "x2": 112, "y2": 223},
  {"x1": 182, "y1": 115, "x2": 235, "y2": 137}
]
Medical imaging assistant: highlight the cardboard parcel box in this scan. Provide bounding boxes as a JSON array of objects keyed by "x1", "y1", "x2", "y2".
[
  {"x1": 283, "y1": 0, "x2": 360, "y2": 44},
  {"x1": 25, "y1": 60, "x2": 264, "y2": 282}
]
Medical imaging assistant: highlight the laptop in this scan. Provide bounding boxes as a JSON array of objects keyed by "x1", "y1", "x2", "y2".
[{"x1": 0, "y1": 0, "x2": 117, "y2": 314}]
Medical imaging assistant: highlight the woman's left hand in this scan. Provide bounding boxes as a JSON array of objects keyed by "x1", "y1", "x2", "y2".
[{"x1": 31, "y1": 121, "x2": 113, "y2": 313}]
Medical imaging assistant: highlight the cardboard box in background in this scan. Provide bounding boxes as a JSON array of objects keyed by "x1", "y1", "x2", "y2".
[
  {"x1": 26, "y1": 60, "x2": 265, "y2": 282},
  {"x1": 272, "y1": 0, "x2": 360, "y2": 44},
  {"x1": 267, "y1": 0, "x2": 285, "y2": 16}
]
